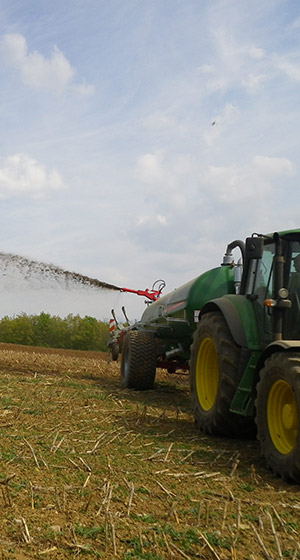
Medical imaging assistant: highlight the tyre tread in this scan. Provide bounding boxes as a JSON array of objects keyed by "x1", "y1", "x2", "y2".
[
  {"x1": 190, "y1": 312, "x2": 255, "y2": 437},
  {"x1": 121, "y1": 331, "x2": 156, "y2": 390},
  {"x1": 256, "y1": 352, "x2": 300, "y2": 483}
]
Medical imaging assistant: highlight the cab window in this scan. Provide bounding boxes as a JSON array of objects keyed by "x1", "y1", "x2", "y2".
[{"x1": 246, "y1": 242, "x2": 274, "y2": 301}]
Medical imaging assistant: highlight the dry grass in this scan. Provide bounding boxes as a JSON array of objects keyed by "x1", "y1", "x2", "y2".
[{"x1": 0, "y1": 342, "x2": 299, "y2": 559}]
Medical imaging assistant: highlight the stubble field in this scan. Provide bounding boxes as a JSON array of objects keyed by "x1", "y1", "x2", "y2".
[{"x1": 0, "y1": 343, "x2": 299, "y2": 560}]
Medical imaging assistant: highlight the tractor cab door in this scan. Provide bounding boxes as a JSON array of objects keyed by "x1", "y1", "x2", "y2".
[
  {"x1": 283, "y1": 240, "x2": 300, "y2": 339},
  {"x1": 243, "y1": 235, "x2": 300, "y2": 342},
  {"x1": 243, "y1": 238, "x2": 275, "y2": 346}
]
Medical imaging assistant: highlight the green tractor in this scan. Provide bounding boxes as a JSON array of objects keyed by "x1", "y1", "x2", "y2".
[{"x1": 120, "y1": 229, "x2": 300, "y2": 482}]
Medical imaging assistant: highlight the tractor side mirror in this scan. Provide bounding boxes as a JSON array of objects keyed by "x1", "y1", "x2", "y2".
[{"x1": 245, "y1": 237, "x2": 264, "y2": 259}]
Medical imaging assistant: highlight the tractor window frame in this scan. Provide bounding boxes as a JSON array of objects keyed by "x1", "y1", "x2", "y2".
[{"x1": 245, "y1": 241, "x2": 275, "y2": 300}]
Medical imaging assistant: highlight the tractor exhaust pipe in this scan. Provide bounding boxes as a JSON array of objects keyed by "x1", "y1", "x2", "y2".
[{"x1": 222, "y1": 240, "x2": 245, "y2": 266}]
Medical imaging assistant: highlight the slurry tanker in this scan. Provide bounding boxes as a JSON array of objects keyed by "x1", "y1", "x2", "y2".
[{"x1": 118, "y1": 230, "x2": 300, "y2": 483}]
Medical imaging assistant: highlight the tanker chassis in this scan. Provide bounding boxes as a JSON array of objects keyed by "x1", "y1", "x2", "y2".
[{"x1": 120, "y1": 230, "x2": 300, "y2": 483}]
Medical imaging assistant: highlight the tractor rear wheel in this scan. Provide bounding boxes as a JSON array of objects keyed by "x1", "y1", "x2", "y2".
[
  {"x1": 256, "y1": 353, "x2": 300, "y2": 482},
  {"x1": 121, "y1": 330, "x2": 156, "y2": 390},
  {"x1": 190, "y1": 312, "x2": 254, "y2": 437}
]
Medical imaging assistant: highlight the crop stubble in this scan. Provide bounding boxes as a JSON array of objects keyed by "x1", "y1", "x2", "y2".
[{"x1": 0, "y1": 343, "x2": 299, "y2": 559}]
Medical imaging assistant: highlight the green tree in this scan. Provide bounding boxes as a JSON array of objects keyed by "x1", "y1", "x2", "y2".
[
  {"x1": 0, "y1": 313, "x2": 109, "y2": 351},
  {"x1": 32, "y1": 312, "x2": 52, "y2": 347},
  {"x1": 10, "y1": 313, "x2": 35, "y2": 345},
  {"x1": 0, "y1": 316, "x2": 14, "y2": 342}
]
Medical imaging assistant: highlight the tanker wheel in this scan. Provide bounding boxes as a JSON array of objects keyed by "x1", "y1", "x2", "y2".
[
  {"x1": 190, "y1": 312, "x2": 255, "y2": 437},
  {"x1": 111, "y1": 342, "x2": 119, "y2": 361},
  {"x1": 256, "y1": 353, "x2": 300, "y2": 482},
  {"x1": 121, "y1": 330, "x2": 156, "y2": 390}
]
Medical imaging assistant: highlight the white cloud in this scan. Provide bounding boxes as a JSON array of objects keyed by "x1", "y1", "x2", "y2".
[
  {"x1": 157, "y1": 214, "x2": 167, "y2": 225},
  {"x1": 137, "y1": 214, "x2": 167, "y2": 227},
  {"x1": 0, "y1": 33, "x2": 94, "y2": 96},
  {"x1": 135, "y1": 151, "x2": 167, "y2": 184},
  {"x1": 242, "y1": 73, "x2": 265, "y2": 93},
  {"x1": 135, "y1": 151, "x2": 197, "y2": 190},
  {"x1": 200, "y1": 6, "x2": 269, "y2": 98},
  {"x1": 22, "y1": 46, "x2": 74, "y2": 94},
  {"x1": 0, "y1": 153, "x2": 66, "y2": 198},
  {"x1": 252, "y1": 155, "x2": 295, "y2": 177},
  {"x1": 199, "y1": 64, "x2": 215, "y2": 74},
  {"x1": 1, "y1": 32, "x2": 26, "y2": 64},
  {"x1": 248, "y1": 46, "x2": 265, "y2": 60},
  {"x1": 274, "y1": 56, "x2": 300, "y2": 82},
  {"x1": 202, "y1": 155, "x2": 295, "y2": 203},
  {"x1": 74, "y1": 81, "x2": 96, "y2": 97},
  {"x1": 134, "y1": 151, "x2": 198, "y2": 214},
  {"x1": 143, "y1": 112, "x2": 179, "y2": 132},
  {"x1": 290, "y1": 17, "x2": 300, "y2": 30}
]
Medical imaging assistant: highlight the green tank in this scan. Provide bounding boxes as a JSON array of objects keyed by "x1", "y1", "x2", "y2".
[
  {"x1": 139, "y1": 266, "x2": 235, "y2": 366},
  {"x1": 141, "y1": 265, "x2": 235, "y2": 333}
]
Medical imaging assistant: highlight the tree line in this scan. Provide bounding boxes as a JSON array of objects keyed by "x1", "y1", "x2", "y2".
[{"x1": 0, "y1": 312, "x2": 109, "y2": 351}]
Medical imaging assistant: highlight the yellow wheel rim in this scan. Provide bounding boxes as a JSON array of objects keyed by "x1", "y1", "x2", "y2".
[
  {"x1": 195, "y1": 337, "x2": 218, "y2": 411},
  {"x1": 267, "y1": 379, "x2": 298, "y2": 454}
]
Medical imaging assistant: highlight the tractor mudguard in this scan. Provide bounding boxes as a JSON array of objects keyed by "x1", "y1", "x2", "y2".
[
  {"x1": 256, "y1": 340, "x2": 300, "y2": 373},
  {"x1": 201, "y1": 294, "x2": 262, "y2": 351},
  {"x1": 200, "y1": 297, "x2": 246, "y2": 347}
]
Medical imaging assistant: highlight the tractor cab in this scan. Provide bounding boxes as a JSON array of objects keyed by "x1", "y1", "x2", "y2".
[{"x1": 240, "y1": 231, "x2": 300, "y2": 344}]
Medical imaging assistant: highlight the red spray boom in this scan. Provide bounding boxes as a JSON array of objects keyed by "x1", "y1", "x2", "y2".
[{"x1": 119, "y1": 279, "x2": 166, "y2": 302}]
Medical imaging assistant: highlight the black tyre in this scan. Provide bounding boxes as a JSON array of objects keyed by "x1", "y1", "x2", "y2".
[
  {"x1": 111, "y1": 342, "x2": 119, "y2": 361},
  {"x1": 256, "y1": 353, "x2": 300, "y2": 483},
  {"x1": 121, "y1": 330, "x2": 156, "y2": 390},
  {"x1": 190, "y1": 312, "x2": 254, "y2": 437}
]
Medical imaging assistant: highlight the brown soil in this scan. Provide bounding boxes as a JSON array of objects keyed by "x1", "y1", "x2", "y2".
[{"x1": 0, "y1": 343, "x2": 299, "y2": 559}]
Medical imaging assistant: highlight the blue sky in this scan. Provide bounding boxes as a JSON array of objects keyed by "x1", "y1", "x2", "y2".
[{"x1": 0, "y1": 0, "x2": 300, "y2": 320}]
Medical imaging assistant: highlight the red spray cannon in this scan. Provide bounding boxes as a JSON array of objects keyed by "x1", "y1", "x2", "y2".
[{"x1": 119, "y1": 279, "x2": 166, "y2": 302}]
